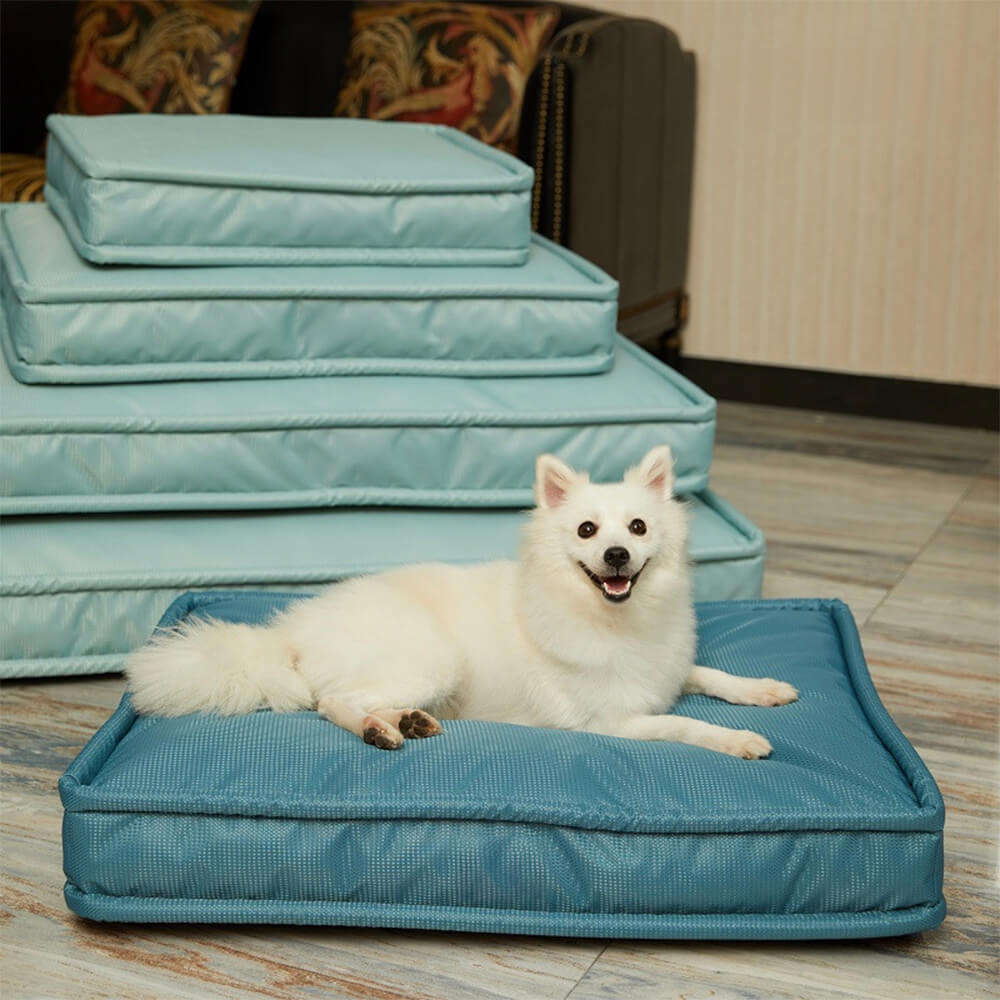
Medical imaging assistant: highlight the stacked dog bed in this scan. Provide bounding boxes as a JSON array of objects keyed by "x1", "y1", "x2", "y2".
[
  {"x1": 2, "y1": 115, "x2": 943, "y2": 938},
  {"x1": 1, "y1": 113, "x2": 766, "y2": 679}
]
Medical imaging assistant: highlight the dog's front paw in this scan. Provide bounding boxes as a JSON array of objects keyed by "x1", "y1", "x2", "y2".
[
  {"x1": 362, "y1": 716, "x2": 404, "y2": 750},
  {"x1": 397, "y1": 709, "x2": 443, "y2": 739},
  {"x1": 746, "y1": 678, "x2": 798, "y2": 707},
  {"x1": 717, "y1": 729, "x2": 773, "y2": 759},
  {"x1": 372, "y1": 707, "x2": 444, "y2": 740}
]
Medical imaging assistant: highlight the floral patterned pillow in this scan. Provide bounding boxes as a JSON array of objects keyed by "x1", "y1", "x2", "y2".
[
  {"x1": 0, "y1": 154, "x2": 46, "y2": 203},
  {"x1": 335, "y1": 2, "x2": 558, "y2": 153},
  {"x1": 64, "y1": 1, "x2": 259, "y2": 116}
]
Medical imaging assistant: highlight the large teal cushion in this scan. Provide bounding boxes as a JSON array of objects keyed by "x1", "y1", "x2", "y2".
[
  {"x1": 60, "y1": 596, "x2": 945, "y2": 939},
  {"x1": 0, "y1": 491, "x2": 762, "y2": 679},
  {"x1": 44, "y1": 115, "x2": 533, "y2": 266},
  {"x1": 0, "y1": 207, "x2": 616, "y2": 383},
  {"x1": 0, "y1": 336, "x2": 715, "y2": 515}
]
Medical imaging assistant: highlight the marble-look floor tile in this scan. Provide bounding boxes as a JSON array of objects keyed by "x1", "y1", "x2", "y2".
[
  {"x1": 917, "y1": 471, "x2": 999, "y2": 576},
  {"x1": 563, "y1": 938, "x2": 991, "y2": 1000},
  {"x1": 861, "y1": 474, "x2": 1000, "y2": 708},
  {"x1": 852, "y1": 471, "x2": 1000, "y2": 992},
  {"x1": 709, "y1": 446, "x2": 973, "y2": 558},
  {"x1": 708, "y1": 442, "x2": 971, "y2": 632},
  {"x1": 715, "y1": 402, "x2": 999, "y2": 476}
]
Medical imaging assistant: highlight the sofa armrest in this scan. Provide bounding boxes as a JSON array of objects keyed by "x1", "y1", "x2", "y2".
[{"x1": 519, "y1": 15, "x2": 695, "y2": 352}]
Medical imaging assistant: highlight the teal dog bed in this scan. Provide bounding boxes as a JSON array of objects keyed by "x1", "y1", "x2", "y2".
[
  {"x1": 44, "y1": 115, "x2": 533, "y2": 267},
  {"x1": 1, "y1": 336, "x2": 715, "y2": 516},
  {"x1": 1, "y1": 492, "x2": 762, "y2": 678},
  {"x1": 61, "y1": 595, "x2": 944, "y2": 938},
  {"x1": 1, "y1": 207, "x2": 616, "y2": 383}
]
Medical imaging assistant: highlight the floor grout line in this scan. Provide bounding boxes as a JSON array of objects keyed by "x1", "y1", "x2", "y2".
[
  {"x1": 561, "y1": 943, "x2": 610, "y2": 1000},
  {"x1": 857, "y1": 471, "x2": 984, "y2": 630}
]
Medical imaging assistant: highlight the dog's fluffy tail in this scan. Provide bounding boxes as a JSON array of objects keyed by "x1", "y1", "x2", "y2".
[{"x1": 125, "y1": 618, "x2": 314, "y2": 717}]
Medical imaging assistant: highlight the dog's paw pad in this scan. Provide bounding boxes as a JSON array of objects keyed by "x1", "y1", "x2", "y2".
[
  {"x1": 362, "y1": 720, "x2": 403, "y2": 750},
  {"x1": 719, "y1": 730, "x2": 772, "y2": 759},
  {"x1": 752, "y1": 679, "x2": 798, "y2": 707},
  {"x1": 398, "y1": 710, "x2": 443, "y2": 739}
]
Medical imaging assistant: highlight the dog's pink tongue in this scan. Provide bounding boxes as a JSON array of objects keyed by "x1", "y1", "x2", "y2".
[{"x1": 603, "y1": 577, "x2": 631, "y2": 595}]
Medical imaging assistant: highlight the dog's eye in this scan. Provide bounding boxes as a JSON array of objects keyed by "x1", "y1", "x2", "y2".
[
  {"x1": 629, "y1": 518, "x2": 647, "y2": 536},
  {"x1": 577, "y1": 521, "x2": 597, "y2": 538}
]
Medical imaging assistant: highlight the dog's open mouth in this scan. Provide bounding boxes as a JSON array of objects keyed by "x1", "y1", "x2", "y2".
[{"x1": 579, "y1": 563, "x2": 646, "y2": 603}]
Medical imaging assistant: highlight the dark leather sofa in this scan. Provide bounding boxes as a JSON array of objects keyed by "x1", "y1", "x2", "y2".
[{"x1": 1, "y1": 1, "x2": 695, "y2": 358}]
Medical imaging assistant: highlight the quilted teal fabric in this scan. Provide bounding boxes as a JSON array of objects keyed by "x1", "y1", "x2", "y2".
[
  {"x1": 60, "y1": 596, "x2": 945, "y2": 938},
  {"x1": 44, "y1": 115, "x2": 533, "y2": 266},
  {"x1": 0, "y1": 336, "x2": 715, "y2": 516},
  {"x1": 1, "y1": 492, "x2": 763, "y2": 678},
  {"x1": 0, "y1": 207, "x2": 616, "y2": 383}
]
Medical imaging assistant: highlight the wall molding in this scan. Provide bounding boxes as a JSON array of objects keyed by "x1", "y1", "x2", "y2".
[{"x1": 678, "y1": 356, "x2": 999, "y2": 431}]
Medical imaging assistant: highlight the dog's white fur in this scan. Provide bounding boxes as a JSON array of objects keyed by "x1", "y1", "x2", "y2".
[{"x1": 127, "y1": 446, "x2": 796, "y2": 757}]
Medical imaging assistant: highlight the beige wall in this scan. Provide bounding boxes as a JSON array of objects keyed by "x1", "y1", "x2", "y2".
[{"x1": 598, "y1": 0, "x2": 999, "y2": 387}]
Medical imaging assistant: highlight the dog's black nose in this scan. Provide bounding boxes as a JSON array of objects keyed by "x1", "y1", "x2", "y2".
[{"x1": 603, "y1": 546, "x2": 630, "y2": 569}]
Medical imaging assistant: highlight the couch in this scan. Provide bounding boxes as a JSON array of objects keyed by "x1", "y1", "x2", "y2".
[{"x1": 0, "y1": 0, "x2": 695, "y2": 358}]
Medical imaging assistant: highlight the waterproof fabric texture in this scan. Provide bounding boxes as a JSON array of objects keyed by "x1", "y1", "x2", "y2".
[
  {"x1": 0, "y1": 336, "x2": 715, "y2": 515},
  {"x1": 44, "y1": 115, "x2": 533, "y2": 266},
  {"x1": 60, "y1": 596, "x2": 945, "y2": 939},
  {"x1": 0, "y1": 206, "x2": 616, "y2": 383},
  {"x1": 0, "y1": 491, "x2": 762, "y2": 679}
]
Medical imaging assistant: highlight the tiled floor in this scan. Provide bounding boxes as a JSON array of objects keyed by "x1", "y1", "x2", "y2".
[{"x1": 2, "y1": 402, "x2": 997, "y2": 999}]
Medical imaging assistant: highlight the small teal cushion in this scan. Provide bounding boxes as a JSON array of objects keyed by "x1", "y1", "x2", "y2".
[
  {"x1": 0, "y1": 206, "x2": 616, "y2": 383},
  {"x1": 60, "y1": 596, "x2": 945, "y2": 939},
  {"x1": 44, "y1": 115, "x2": 533, "y2": 266},
  {"x1": 0, "y1": 336, "x2": 715, "y2": 516},
  {"x1": 0, "y1": 491, "x2": 763, "y2": 678}
]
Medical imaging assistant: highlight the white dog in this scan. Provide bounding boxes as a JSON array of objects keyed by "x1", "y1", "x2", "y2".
[{"x1": 126, "y1": 446, "x2": 796, "y2": 757}]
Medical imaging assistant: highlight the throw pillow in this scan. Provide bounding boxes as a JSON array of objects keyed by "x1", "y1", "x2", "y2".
[
  {"x1": 64, "y1": 1, "x2": 259, "y2": 115},
  {"x1": 335, "y1": 2, "x2": 558, "y2": 153}
]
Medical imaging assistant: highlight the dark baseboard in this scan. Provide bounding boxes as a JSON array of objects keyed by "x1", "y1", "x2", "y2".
[{"x1": 673, "y1": 356, "x2": 999, "y2": 431}]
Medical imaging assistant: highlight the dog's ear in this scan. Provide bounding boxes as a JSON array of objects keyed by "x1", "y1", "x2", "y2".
[
  {"x1": 535, "y1": 454, "x2": 581, "y2": 509},
  {"x1": 626, "y1": 445, "x2": 674, "y2": 499}
]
